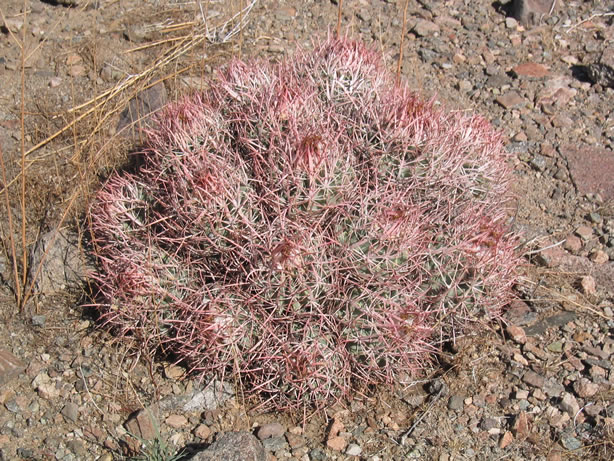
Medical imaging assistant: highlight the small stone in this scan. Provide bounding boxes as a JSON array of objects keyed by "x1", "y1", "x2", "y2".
[
  {"x1": 49, "y1": 77, "x2": 62, "y2": 88},
  {"x1": 576, "y1": 225, "x2": 593, "y2": 240},
  {"x1": 256, "y1": 422, "x2": 285, "y2": 440},
  {"x1": 448, "y1": 395, "x2": 464, "y2": 411},
  {"x1": 563, "y1": 235, "x2": 582, "y2": 253},
  {"x1": 512, "y1": 62, "x2": 550, "y2": 78},
  {"x1": 194, "y1": 424, "x2": 211, "y2": 440},
  {"x1": 511, "y1": 0, "x2": 559, "y2": 25},
  {"x1": 515, "y1": 390, "x2": 529, "y2": 400},
  {"x1": 61, "y1": 402, "x2": 79, "y2": 423},
  {"x1": 560, "y1": 434, "x2": 582, "y2": 451},
  {"x1": 326, "y1": 436, "x2": 348, "y2": 452},
  {"x1": 522, "y1": 370, "x2": 545, "y2": 388},
  {"x1": 547, "y1": 341, "x2": 563, "y2": 353},
  {"x1": 345, "y1": 443, "x2": 362, "y2": 456},
  {"x1": 285, "y1": 432, "x2": 306, "y2": 449},
  {"x1": 31, "y1": 315, "x2": 46, "y2": 327},
  {"x1": 125, "y1": 409, "x2": 157, "y2": 440},
  {"x1": 499, "y1": 431, "x2": 514, "y2": 449},
  {"x1": 580, "y1": 275, "x2": 596, "y2": 296},
  {"x1": 560, "y1": 392, "x2": 580, "y2": 417},
  {"x1": 505, "y1": 17, "x2": 518, "y2": 29},
  {"x1": 412, "y1": 19, "x2": 440, "y2": 37},
  {"x1": 0, "y1": 349, "x2": 25, "y2": 387},
  {"x1": 164, "y1": 364, "x2": 185, "y2": 380},
  {"x1": 573, "y1": 378, "x2": 599, "y2": 398},
  {"x1": 496, "y1": 91, "x2": 525, "y2": 109},
  {"x1": 512, "y1": 411, "x2": 530, "y2": 440},
  {"x1": 480, "y1": 417, "x2": 499, "y2": 431},
  {"x1": 191, "y1": 431, "x2": 266, "y2": 461},
  {"x1": 590, "y1": 249, "x2": 609, "y2": 264},
  {"x1": 506, "y1": 325, "x2": 527, "y2": 344},
  {"x1": 37, "y1": 382, "x2": 60, "y2": 400},
  {"x1": 165, "y1": 414, "x2": 188, "y2": 428}
]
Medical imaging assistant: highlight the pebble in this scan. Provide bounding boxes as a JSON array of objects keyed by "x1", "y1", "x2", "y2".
[
  {"x1": 256, "y1": 422, "x2": 285, "y2": 440},
  {"x1": 165, "y1": 414, "x2": 188, "y2": 428},
  {"x1": 448, "y1": 395, "x2": 464, "y2": 411},
  {"x1": 326, "y1": 436, "x2": 348, "y2": 452},
  {"x1": 345, "y1": 443, "x2": 362, "y2": 456}
]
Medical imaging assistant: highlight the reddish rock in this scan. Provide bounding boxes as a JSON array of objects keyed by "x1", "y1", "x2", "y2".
[
  {"x1": 535, "y1": 241, "x2": 566, "y2": 268},
  {"x1": 125, "y1": 409, "x2": 157, "y2": 441},
  {"x1": 194, "y1": 424, "x2": 211, "y2": 440},
  {"x1": 326, "y1": 436, "x2": 348, "y2": 452},
  {"x1": 575, "y1": 225, "x2": 593, "y2": 240},
  {"x1": 165, "y1": 414, "x2": 188, "y2": 428},
  {"x1": 562, "y1": 145, "x2": 614, "y2": 201},
  {"x1": 256, "y1": 422, "x2": 285, "y2": 440},
  {"x1": 512, "y1": 62, "x2": 550, "y2": 78},
  {"x1": 563, "y1": 235, "x2": 582, "y2": 253},
  {"x1": 590, "y1": 249, "x2": 609, "y2": 264},
  {"x1": 506, "y1": 325, "x2": 527, "y2": 344},
  {"x1": 500, "y1": 431, "x2": 514, "y2": 449},
  {"x1": 512, "y1": 411, "x2": 530, "y2": 440},
  {"x1": 496, "y1": 91, "x2": 525, "y2": 109}
]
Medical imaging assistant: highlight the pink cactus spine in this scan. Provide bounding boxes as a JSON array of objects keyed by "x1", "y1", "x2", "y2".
[{"x1": 89, "y1": 37, "x2": 520, "y2": 411}]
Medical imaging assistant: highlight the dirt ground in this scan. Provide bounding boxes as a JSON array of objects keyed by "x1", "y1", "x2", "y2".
[{"x1": 0, "y1": 0, "x2": 613, "y2": 460}]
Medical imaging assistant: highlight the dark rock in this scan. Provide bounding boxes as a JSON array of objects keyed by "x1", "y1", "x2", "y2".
[
  {"x1": 588, "y1": 46, "x2": 614, "y2": 88},
  {"x1": 191, "y1": 431, "x2": 266, "y2": 461},
  {"x1": 511, "y1": 0, "x2": 558, "y2": 25},
  {"x1": 117, "y1": 82, "x2": 168, "y2": 139}
]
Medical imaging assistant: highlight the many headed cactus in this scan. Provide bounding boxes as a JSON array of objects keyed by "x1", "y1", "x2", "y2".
[{"x1": 90, "y1": 38, "x2": 519, "y2": 410}]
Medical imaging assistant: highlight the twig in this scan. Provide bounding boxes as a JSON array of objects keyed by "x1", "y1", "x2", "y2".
[
  {"x1": 400, "y1": 386, "x2": 444, "y2": 444},
  {"x1": 566, "y1": 11, "x2": 614, "y2": 34},
  {"x1": 396, "y1": 0, "x2": 410, "y2": 86},
  {"x1": 523, "y1": 239, "x2": 565, "y2": 256},
  {"x1": 336, "y1": 0, "x2": 343, "y2": 38}
]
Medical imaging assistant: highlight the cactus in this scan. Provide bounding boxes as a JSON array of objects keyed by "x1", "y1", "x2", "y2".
[{"x1": 89, "y1": 37, "x2": 519, "y2": 410}]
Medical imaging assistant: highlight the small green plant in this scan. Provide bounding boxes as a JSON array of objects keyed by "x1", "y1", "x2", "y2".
[{"x1": 128, "y1": 436, "x2": 184, "y2": 461}]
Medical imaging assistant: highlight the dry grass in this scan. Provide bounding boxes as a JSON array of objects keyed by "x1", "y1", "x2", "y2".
[{"x1": 0, "y1": 0, "x2": 258, "y2": 314}]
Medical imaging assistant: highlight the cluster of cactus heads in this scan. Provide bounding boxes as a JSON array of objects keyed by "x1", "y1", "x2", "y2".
[{"x1": 90, "y1": 37, "x2": 519, "y2": 410}]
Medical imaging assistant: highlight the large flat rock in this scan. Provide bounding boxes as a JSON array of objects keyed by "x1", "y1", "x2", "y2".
[{"x1": 562, "y1": 145, "x2": 614, "y2": 201}]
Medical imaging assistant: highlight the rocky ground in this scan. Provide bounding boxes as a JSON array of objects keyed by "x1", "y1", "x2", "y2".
[{"x1": 0, "y1": 0, "x2": 613, "y2": 460}]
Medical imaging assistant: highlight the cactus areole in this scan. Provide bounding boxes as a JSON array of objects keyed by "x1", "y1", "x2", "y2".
[{"x1": 89, "y1": 38, "x2": 519, "y2": 411}]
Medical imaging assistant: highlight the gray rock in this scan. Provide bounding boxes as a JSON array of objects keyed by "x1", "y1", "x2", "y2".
[
  {"x1": 0, "y1": 349, "x2": 25, "y2": 388},
  {"x1": 511, "y1": 0, "x2": 558, "y2": 25},
  {"x1": 560, "y1": 433, "x2": 582, "y2": 450},
  {"x1": 31, "y1": 315, "x2": 46, "y2": 327},
  {"x1": 261, "y1": 435, "x2": 288, "y2": 452},
  {"x1": 61, "y1": 402, "x2": 79, "y2": 423},
  {"x1": 588, "y1": 46, "x2": 614, "y2": 88},
  {"x1": 448, "y1": 395, "x2": 464, "y2": 411},
  {"x1": 116, "y1": 81, "x2": 168, "y2": 139},
  {"x1": 522, "y1": 370, "x2": 545, "y2": 388},
  {"x1": 30, "y1": 229, "x2": 88, "y2": 295},
  {"x1": 191, "y1": 431, "x2": 266, "y2": 461},
  {"x1": 559, "y1": 392, "x2": 580, "y2": 417}
]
